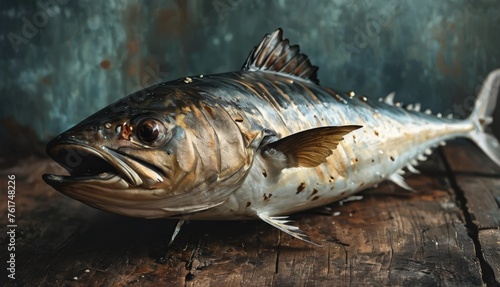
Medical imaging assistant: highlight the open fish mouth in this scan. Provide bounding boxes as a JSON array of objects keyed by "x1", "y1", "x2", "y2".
[{"x1": 42, "y1": 142, "x2": 164, "y2": 189}]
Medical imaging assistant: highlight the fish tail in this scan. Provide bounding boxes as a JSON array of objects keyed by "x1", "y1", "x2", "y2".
[{"x1": 468, "y1": 69, "x2": 500, "y2": 166}]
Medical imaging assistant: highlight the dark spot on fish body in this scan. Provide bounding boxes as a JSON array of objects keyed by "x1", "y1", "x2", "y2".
[
  {"x1": 311, "y1": 196, "x2": 320, "y2": 201},
  {"x1": 313, "y1": 114, "x2": 322, "y2": 125},
  {"x1": 371, "y1": 159, "x2": 375, "y2": 163},
  {"x1": 263, "y1": 193, "x2": 272, "y2": 201},
  {"x1": 296, "y1": 182, "x2": 306, "y2": 194},
  {"x1": 329, "y1": 175, "x2": 335, "y2": 183},
  {"x1": 262, "y1": 169, "x2": 267, "y2": 177},
  {"x1": 390, "y1": 156, "x2": 395, "y2": 161},
  {"x1": 308, "y1": 188, "x2": 318, "y2": 200},
  {"x1": 374, "y1": 130, "x2": 379, "y2": 136},
  {"x1": 246, "y1": 202, "x2": 251, "y2": 207}
]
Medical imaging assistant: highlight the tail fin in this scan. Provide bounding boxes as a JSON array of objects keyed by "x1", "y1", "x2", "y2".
[{"x1": 468, "y1": 69, "x2": 500, "y2": 166}]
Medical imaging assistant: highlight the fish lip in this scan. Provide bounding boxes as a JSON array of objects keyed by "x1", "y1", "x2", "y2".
[
  {"x1": 44, "y1": 142, "x2": 145, "y2": 187},
  {"x1": 42, "y1": 172, "x2": 122, "y2": 187}
]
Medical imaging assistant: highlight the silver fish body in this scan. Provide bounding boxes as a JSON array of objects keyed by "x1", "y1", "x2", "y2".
[{"x1": 43, "y1": 29, "x2": 500, "y2": 243}]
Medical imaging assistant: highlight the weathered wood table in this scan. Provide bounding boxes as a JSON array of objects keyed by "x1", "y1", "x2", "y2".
[{"x1": 1, "y1": 141, "x2": 499, "y2": 286}]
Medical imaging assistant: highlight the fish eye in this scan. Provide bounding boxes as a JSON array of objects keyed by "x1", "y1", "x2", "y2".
[{"x1": 136, "y1": 119, "x2": 167, "y2": 146}]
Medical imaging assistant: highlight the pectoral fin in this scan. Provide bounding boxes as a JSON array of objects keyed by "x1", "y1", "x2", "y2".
[{"x1": 260, "y1": 125, "x2": 361, "y2": 168}]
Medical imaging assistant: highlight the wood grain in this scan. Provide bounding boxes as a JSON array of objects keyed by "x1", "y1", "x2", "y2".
[{"x1": 443, "y1": 141, "x2": 500, "y2": 286}]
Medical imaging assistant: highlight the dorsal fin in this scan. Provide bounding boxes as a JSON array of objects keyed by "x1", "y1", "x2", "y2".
[{"x1": 242, "y1": 28, "x2": 319, "y2": 85}]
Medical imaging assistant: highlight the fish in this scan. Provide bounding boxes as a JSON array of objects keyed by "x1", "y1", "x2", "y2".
[{"x1": 43, "y1": 28, "x2": 500, "y2": 245}]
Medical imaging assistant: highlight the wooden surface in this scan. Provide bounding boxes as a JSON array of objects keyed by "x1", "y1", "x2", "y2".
[{"x1": 1, "y1": 141, "x2": 499, "y2": 287}]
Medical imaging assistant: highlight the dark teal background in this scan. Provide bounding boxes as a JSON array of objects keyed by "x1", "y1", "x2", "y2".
[{"x1": 1, "y1": 0, "x2": 499, "y2": 141}]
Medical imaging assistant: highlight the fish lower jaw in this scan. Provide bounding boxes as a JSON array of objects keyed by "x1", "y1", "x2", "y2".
[
  {"x1": 42, "y1": 172, "x2": 130, "y2": 190},
  {"x1": 42, "y1": 172, "x2": 175, "y2": 199}
]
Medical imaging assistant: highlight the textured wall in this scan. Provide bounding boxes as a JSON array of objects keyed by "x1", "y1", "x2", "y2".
[{"x1": 1, "y1": 0, "x2": 500, "y2": 141}]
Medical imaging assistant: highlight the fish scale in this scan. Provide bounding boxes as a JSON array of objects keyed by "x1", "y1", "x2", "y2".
[{"x1": 43, "y1": 28, "x2": 500, "y2": 245}]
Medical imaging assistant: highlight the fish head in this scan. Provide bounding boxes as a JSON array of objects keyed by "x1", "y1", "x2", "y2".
[{"x1": 43, "y1": 88, "x2": 250, "y2": 218}]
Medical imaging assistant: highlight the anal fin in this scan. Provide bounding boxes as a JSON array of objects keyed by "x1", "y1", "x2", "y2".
[
  {"x1": 257, "y1": 213, "x2": 321, "y2": 246},
  {"x1": 168, "y1": 219, "x2": 185, "y2": 247}
]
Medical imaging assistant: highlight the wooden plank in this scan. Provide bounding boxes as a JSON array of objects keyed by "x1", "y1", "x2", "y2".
[
  {"x1": 442, "y1": 140, "x2": 500, "y2": 176},
  {"x1": 273, "y1": 176, "x2": 482, "y2": 286},
  {"x1": 443, "y1": 141, "x2": 500, "y2": 285},
  {"x1": 454, "y1": 176, "x2": 500, "y2": 228},
  {"x1": 1, "y1": 154, "x2": 485, "y2": 287},
  {"x1": 478, "y1": 229, "x2": 500, "y2": 283},
  {"x1": 458, "y1": 177, "x2": 500, "y2": 285}
]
